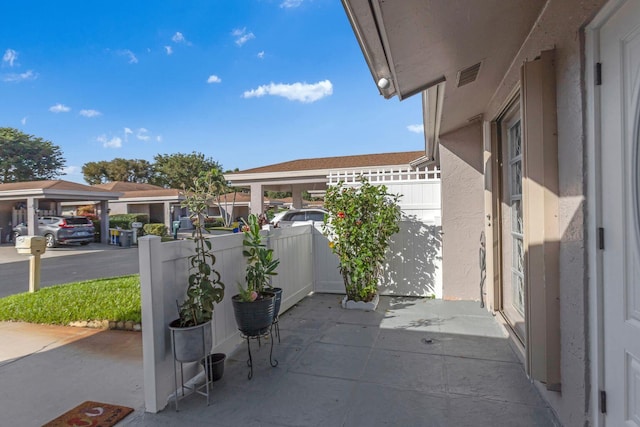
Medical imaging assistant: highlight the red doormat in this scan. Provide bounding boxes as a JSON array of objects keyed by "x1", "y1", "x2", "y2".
[{"x1": 42, "y1": 401, "x2": 134, "y2": 427}]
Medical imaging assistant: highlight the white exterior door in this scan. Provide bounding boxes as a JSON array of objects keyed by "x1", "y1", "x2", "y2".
[{"x1": 600, "y1": 0, "x2": 640, "y2": 424}]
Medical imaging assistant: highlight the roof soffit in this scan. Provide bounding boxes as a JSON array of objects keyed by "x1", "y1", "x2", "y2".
[{"x1": 342, "y1": 0, "x2": 546, "y2": 133}]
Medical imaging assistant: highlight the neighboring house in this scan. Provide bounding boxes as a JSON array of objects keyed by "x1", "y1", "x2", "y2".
[
  {"x1": 91, "y1": 182, "x2": 185, "y2": 230},
  {"x1": 225, "y1": 150, "x2": 440, "y2": 222},
  {"x1": 341, "y1": 0, "x2": 637, "y2": 426},
  {"x1": 0, "y1": 180, "x2": 120, "y2": 244}
]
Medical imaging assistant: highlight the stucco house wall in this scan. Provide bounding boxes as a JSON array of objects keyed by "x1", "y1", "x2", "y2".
[
  {"x1": 439, "y1": 122, "x2": 485, "y2": 300},
  {"x1": 480, "y1": 1, "x2": 606, "y2": 423}
]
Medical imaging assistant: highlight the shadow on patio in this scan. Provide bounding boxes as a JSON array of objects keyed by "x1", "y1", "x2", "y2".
[{"x1": 124, "y1": 294, "x2": 558, "y2": 426}]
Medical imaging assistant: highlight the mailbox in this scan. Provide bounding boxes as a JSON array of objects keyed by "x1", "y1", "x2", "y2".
[{"x1": 15, "y1": 235, "x2": 47, "y2": 255}]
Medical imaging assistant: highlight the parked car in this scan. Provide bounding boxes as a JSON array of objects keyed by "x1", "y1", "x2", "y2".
[
  {"x1": 13, "y1": 216, "x2": 95, "y2": 248},
  {"x1": 271, "y1": 208, "x2": 328, "y2": 228}
]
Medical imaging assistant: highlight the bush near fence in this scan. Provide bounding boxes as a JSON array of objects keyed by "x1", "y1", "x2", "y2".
[
  {"x1": 204, "y1": 217, "x2": 225, "y2": 229},
  {"x1": 109, "y1": 214, "x2": 150, "y2": 230},
  {"x1": 143, "y1": 223, "x2": 168, "y2": 237}
]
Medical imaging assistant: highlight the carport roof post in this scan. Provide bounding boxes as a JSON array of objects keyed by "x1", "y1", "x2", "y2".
[{"x1": 250, "y1": 183, "x2": 264, "y2": 215}]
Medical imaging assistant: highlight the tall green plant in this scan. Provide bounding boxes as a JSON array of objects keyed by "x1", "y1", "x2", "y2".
[
  {"x1": 323, "y1": 177, "x2": 401, "y2": 302},
  {"x1": 176, "y1": 173, "x2": 225, "y2": 326},
  {"x1": 237, "y1": 214, "x2": 280, "y2": 302}
]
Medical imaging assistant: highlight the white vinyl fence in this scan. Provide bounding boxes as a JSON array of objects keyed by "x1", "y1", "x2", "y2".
[
  {"x1": 313, "y1": 221, "x2": 442, "y2": 298},
  {"x1": 139, "y1": 226, "x2": 313, "y2": 413},
  {"x1": 139, "y1": 220, "x2": 442, "y2": 412},
  {"x1": 327, "y1": 166, "x2": 442, "y2": 223}
]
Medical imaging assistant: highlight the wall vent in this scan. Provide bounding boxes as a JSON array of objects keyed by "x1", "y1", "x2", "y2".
[{"x1": 457, "y1": 62, "x2": 482, "y2": 87}]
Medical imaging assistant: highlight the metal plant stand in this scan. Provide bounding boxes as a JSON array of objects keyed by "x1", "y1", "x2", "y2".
[
  {"x1": 242, "y1": 323, "x2": 278, "y2": 380},
  {"x1": 170, "y1": 327, "x2": 212, "y2": 411},
  {"x1": 272, "y1": 314, "x2": 281, "y2": 343}
]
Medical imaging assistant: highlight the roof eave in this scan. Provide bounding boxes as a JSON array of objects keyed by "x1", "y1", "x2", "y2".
[{"x1": 341, "y1": 0, "x2": 397, "y2": 99}]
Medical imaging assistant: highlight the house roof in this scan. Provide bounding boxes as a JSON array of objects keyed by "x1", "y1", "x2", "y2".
[
  {"x1": 93, "y1": 181, "x2": 182, "y2": 200},
  {"x1": 234, "y1": 151, "x2": 425, "y2": 174},
  {"x1": 93, "y1": 182, "x2": 166, "y2": 192},
  {"x1": 0, "y1": 180, "x2": 121, "y2": 201},
  {"x1": 1, "y1": 180, "x2": 112, "y2": 192}
]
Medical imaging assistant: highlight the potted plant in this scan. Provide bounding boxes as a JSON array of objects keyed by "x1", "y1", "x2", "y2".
[
  {"x1": 323, "y1": 176, "x2": 401, "y2": 310},
  {"x1": 232, "y1": 213, "x2": 280, "y2": 336},
  {"x1": 168, "y1": 172, "x2": 225, "y2": 363}
]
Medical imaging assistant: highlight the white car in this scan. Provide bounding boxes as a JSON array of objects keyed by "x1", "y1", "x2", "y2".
[{"x1": 271, "y1": 209, "x2": 328, "y2": 228}]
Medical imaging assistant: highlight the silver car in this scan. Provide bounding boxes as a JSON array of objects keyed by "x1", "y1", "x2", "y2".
[
  {"x1": 272, "y1": 209, "x2": 328, "y2": 228},
  {"x1": 13, "y1": 216, "x2": 95, "y2": 248}
]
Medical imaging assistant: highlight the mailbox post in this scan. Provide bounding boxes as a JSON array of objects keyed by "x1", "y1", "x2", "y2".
[
  {"x1": 131, "y1": 222, "x2": 143, "y2": 245},
  {"x1": 15, "y1": 236, "x2": 47, "y2": 293}
]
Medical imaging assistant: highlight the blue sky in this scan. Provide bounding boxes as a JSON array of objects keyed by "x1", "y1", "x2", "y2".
[{"x1": 0, "y1": 0, "x2": 424, "y2": 183}]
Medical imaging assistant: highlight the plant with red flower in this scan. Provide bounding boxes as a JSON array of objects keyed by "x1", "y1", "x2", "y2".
[{"x1": 323, "y1": 176, "x2": 401, "y2": 303}]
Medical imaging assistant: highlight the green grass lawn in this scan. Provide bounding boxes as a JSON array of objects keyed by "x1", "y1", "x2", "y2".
[{"x1": 0, "y1": 275, "x2": 141, "y2": 325}]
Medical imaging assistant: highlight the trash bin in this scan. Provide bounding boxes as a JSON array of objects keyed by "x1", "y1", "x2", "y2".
[
  {"x1": 109, "y1": 228, "x2": 120, "y2": 245},
  {"x1": 119, "y1": 230, "x2": 133, "y2": 248}
]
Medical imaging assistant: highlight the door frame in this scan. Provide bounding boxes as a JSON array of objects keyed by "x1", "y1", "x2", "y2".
[
  {"x1": 585, "y1": 1, "x2": 629, "y2": 425},
  {"x1": 489, "y1": 88, "x2": 528, "y2": 354}
]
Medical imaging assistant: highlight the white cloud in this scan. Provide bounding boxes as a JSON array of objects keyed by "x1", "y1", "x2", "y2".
[
  {"x1": 156, "y1": 135, "x2": 163, "y2": 142},
  {"x1": 232, "y1": 28, "x2": 255, "y2": 46},
  {"x1": 136, "y1": 128, "x2": 150, "y2": 141},
  {"x1": 21, "y1": 117, "x2": 27, "y2": 125},
  {"x1": 407, "y1": 124, "x2": 424, "y2": 134},
  {"x1": 257, "y1": 51, "x2": 265, "y2": 59},
  {"x1": 164, "y1": 46, "x2": 173, "y2": 55},
  {"x1": 242, "y1": 80, "x2": 333, "y2": 103},
  {"x1": 207, "y1": 75, "x2": 221, "y2": 84},
  {"x1": 49, "y1": 103, "x2": 71, "y2": 113},
  {"x1": 124, "y1": 127, "x2": 133, "y2": 142},
  {"x1": 97, "y1": 134, "x2": 122, "y2": 148},
  {"x1": 3, "y1": 49, "x2": 18, "y2": 67},
  {"x1": 2, "y1": 70, "x2": 37, "y2": 82},
  {"x1": 79, "y1": 109, "x2": 102, "y2": 118},
  {"x1": 172, "y1": 32, "x2": 188, "y2": 44},
  {"x1": 118, "y1": 49, "x2": 138, "y2": 64},
  {"x1": 280, "y1": 0, "x2": 304, "y2": 8}
]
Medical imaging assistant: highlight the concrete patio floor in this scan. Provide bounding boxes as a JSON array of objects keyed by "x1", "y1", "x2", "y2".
[{"x1": 123, "y1": 293, "x2": 559, "y2": 426}]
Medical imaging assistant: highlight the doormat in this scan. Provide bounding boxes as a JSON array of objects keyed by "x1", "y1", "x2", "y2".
[{"x1": 42, "y1": 401, "x2": 133, "y2": 427}]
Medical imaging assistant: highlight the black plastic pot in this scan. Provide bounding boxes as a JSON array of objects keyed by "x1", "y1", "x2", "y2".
[
  {"x1": 232, "y1": 291, "x2": 275, "y2": 336},
  {"x1": 201, "y1": 353, "x2": 226, "y2": 382}
]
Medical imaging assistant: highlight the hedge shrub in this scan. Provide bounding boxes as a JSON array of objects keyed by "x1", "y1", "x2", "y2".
[
  {"x1": 204, "y1": 217, "x2": 225, "y2": 228},
  {"x1": 144, "y1": 223, "x2": 168, "y2": 236},
  {"x1": 108, "y1": 213, "x2": 149, "y2": 230}
]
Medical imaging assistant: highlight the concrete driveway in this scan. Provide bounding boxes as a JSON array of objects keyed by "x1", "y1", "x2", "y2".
[{"x1": 0, "y1": 243, "x2": 139, "y2": 298}]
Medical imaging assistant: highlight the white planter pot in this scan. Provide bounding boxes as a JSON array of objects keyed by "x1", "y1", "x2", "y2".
[{"x1": 341, "y1": 293, "x2": 379, "y2": 311}]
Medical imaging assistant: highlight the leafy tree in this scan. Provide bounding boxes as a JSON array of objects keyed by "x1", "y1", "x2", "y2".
[
  {"x1": 0, "y1": 127, "x2": 65, "y2": 183},
  {"x1": 151, "y1": 152, "x2": 221, "y2": 189},
  {"x1": 266, "y1": 191, "x2": 291, "y2": 199},
  {"x1": 82, "y1": 161, "x2": 110, "y2": 184},
  {"x1": 82, "y1": 158, "x2": 153, "y2": 184}
]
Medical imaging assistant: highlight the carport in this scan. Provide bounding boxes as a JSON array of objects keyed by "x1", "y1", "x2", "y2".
[
  {"x1": 0, "y1": 180, "x2": 121, "y2": 244},
  {"x1": 225, "y1": 151, "x2": 425, "y2": 215}
]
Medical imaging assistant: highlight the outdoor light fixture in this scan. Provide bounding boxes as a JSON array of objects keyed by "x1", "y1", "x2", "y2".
[{"x1": 377, "y1": 77, "x2": 390, "y2": 89}]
